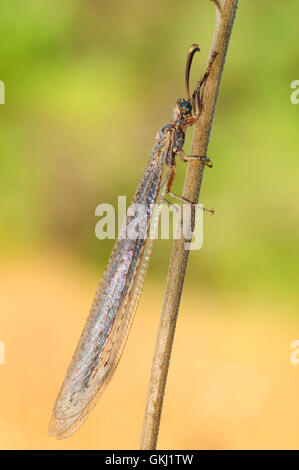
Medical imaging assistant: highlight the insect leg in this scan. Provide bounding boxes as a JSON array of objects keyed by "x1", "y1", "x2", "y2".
[
  {"x1": 193, "y1": 51, "x2": 218, "y2": 117},
  {"x1": 177, "y1": 150, "x2": 213, "y2": 167},
  {"x1": 210, "y1": 0, "x2": 222, "y2": 13},
  {"x1": 167, "y1": 192, "x2": 215, "y2": 215},
  {"x1": 157, "y1": 166, "x2": 179, "y2": 209},
  {"x1": 157, "y1": 196, "x2": 180, "y2": 211}
]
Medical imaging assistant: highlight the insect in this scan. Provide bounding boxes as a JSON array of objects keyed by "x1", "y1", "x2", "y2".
[{"x1": 49, "y1": 44, "x2": 215, "y2": 439}]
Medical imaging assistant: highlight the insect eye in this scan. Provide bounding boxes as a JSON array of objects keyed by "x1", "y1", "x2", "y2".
[{"x1": 180, "y1": 102, "x2": 192, "y2": 114}]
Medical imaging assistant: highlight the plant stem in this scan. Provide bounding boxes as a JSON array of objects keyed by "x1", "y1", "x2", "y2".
[{"x1": 139, "y1": 0, "x2": 239, "y2": 450}]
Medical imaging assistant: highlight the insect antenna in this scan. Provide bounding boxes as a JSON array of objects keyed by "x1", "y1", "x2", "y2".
[{"x1": 185, "y1": 44, "x2": 201, "y2": 103}]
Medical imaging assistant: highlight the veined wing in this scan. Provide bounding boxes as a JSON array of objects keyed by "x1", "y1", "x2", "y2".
[{"x1": 49, "y1": 129, "x2": 174, "y2": 439}]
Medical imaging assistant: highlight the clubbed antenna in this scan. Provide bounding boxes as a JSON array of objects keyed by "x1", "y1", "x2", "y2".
[{"x1": 185, "y1": 44, "x2": 200, "y2": 102}]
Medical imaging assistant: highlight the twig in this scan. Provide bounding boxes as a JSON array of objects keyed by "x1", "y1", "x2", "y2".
[{"x1": 139, "y1": 0, "x2": 239, "y2": 450}]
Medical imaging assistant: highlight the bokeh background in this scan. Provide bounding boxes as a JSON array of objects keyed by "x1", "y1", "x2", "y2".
[{"x1": 0, "y1": 0, "x2": 299, "y2": 449}]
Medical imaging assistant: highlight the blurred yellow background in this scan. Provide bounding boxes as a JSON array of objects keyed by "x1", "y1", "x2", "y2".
[{"x1": 0, "y1": 0, "x2": 299, "y2": 449}]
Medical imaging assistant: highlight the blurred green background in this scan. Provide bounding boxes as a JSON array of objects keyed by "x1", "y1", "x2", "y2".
[{"x1": 1, "y1": 0, "x2": 299, "y2": 450}]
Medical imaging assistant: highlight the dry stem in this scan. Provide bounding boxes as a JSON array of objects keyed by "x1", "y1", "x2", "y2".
[{"x1": 139, "y1": 0, "x2": 239, "y2": 450}]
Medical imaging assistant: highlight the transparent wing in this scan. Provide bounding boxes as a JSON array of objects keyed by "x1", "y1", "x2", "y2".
[{"x1": 49, "y1": 133, "x2": 173, "y2": 438}]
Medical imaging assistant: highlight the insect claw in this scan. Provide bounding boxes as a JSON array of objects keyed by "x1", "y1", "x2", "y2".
[
  {"x1": 203, "y1": 207, "x2": 215, "y2": 215},
  {"x1": 205, "y1": 158, "x2": 213, "y2": 168},
  {"x1": 201, "y1": 155, "x2": 213, "y2": 168}
]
